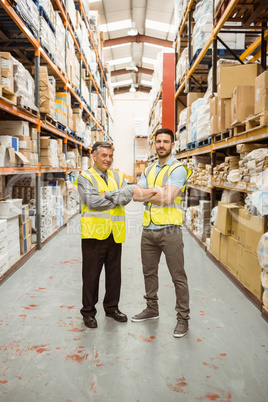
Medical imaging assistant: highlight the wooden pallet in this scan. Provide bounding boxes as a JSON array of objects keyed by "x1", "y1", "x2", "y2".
[
  {"x1": 0, "y1": 86, "x2": 17, "y2": 105},
  {"x1": 40, "y1": 113, "x2": 57, "y2": 127},
  {"x1": 232, "y1": 113, "x2": 268, "y2": 136},
  {"x1": 17, "y1": 97, "x2": 39, "y2": 117},
  {"x1": 212, "y1": 128, "x2": 233, "y2": 143},
  {"x1": 245, "y1": 113, "x2": 268, "y2": 131}
]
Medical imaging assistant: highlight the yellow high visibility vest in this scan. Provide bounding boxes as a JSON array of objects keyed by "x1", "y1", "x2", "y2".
[
  {"x1": 80, "y1": 168, "x2": 126, "y2": 243},
  {"x1": 142, "y1": 161, "x2": 192, "y2": 227}
]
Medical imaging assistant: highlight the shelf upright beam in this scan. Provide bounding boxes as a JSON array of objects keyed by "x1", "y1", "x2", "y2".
[
  {"x1": 162, "y1": 52, "x2": 175, "y2": 132},
  {"x1": 261, "y1": 22, "x2": 267, "y2": 71},
  {"x1": 212, "y1": 37, "x2": 217, "y2": 93},
  {"x1": 240, "y1": 29, "x2": 268, "y2": 61},
  {"x1": 187, "y1": 9, "x2": 192, "y2": 93},
  {"x1": 36, "y1": 122, "x2": 41, "y2": 250},
  {"x1": 34, "y1": 36, "x2": 41, "y2": 250}
]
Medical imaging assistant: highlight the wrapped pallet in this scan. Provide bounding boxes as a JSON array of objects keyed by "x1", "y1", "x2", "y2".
[{"x1": 13, "y1": 58, "x2": 37, "y2": 113}]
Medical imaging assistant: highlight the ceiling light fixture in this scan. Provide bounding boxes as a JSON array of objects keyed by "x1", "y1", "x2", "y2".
[
  {"x1": 129, "y1": 83, "x2": 136, "y2": 93},
  {"x1": 128, "y1": 21, "x2": 138, "y2": 36},
  {"x1": 126, "y1": 60, "x2": 138, "y2": 72}
]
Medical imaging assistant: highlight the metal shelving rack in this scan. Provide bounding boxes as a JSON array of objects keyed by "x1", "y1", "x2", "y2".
[
  {"x1": 174, "y1": 0, "x2": 268, "y2": 318},
  {"x1": 0, "y1": 0, "x2": 113, "y2": 283}
]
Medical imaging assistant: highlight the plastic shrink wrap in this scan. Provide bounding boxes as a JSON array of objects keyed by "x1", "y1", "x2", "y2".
[
  {"x1": 251, "y1": 169, "x2": 268, "y2": 216},
  {"x1": 196, "y1": 68, "x2": 212, "y2": 141},
  {"x1": 190, "y1": 98, "x2": 204, "y2": 142},
  {"x1": 176, "y1": 47, "x2": 188, "y2": 85},
  {"x1": 16, "y1": 0, "x2": 39, "y2": 37},
  {"x1": 258, "y1": 233, "x2": 268, "y2": 308},
  {"x1": 13, "y1": 58, "x2": 38, "y2": 112},
  {"x1": 258, "y1": 233, "x2": 268, "y2": 270},
  {"x1": 55, "y1": 11, "x2": 66, "y2": 74},
  {"x1": 40, "y1": 16, "x2": 56, "y2": 60}
]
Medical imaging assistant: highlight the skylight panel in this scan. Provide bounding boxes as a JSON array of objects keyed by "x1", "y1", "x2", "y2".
[
  {"x1": 99, "y1": 19, "x2": 131, "y2": 33},
  {"x1": 141, "y1": 80, "x2": 153, "y2": 87},
  {"x1": 111, "y1": 79, "x2": 133, "y2": 87},
  {"x1": 107, "y1": 57, "x2": 132, "y2": 66},
  {"x1": 142, "y1": 57, "x2": 156, "y2": 66},
  {"x1": 146, "y1": 19, "x2": 175, "y2": 34}
]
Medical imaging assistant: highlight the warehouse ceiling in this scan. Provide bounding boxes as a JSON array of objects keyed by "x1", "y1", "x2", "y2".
[{"x1": 89, "y1": 0, "x2": 175, "y2": 94}]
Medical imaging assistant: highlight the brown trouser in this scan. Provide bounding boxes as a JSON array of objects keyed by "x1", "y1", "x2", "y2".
[{"x1": 141, "y1": 226, "x2": 190, "y2": 321}]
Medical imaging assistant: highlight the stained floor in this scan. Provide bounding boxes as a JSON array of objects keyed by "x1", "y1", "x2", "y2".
[{"x1": 0, "y1": 200, "x2": 267, "y2": 402}]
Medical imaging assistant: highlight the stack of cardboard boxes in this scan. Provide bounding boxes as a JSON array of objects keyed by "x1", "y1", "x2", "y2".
[
  {"x1": 40, "y1": 66, "x2": 55, "y2": 117},
  {"x1": 19, "y1": 205, "x2": 32, "y2": 255},
  {"x1": 185, "y1": 201, "x2": 211, "y2": 242},
  {"x1": 187, "y1": 161, "x2": 211, "y2": 188},
  {"x1": 210, "y1": 202, "x2": 266, "y2": 300},
  {"x1": 213, "y1": 143, "x2": 267, "y2": 187},
  {"x1": 0, "y1": 121, "x2": 38, "y2": 168},
  {"x1": 0, "y1": 52, "x2": 14, "y2": 98},
  {"x1": 211, "y1": 63, "x2": 267, "y2": 136},
  {"x1": 0, "y1": 199, "x2": 31, "y2": 277}
]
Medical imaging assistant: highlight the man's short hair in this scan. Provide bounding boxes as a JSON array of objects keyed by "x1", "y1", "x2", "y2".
[
  {"x1": 91, "y1": 141, "x2": 114, "y2": 154},
  {"x1": 154, "y1": 128, "x2": 174, "y2": 143}
]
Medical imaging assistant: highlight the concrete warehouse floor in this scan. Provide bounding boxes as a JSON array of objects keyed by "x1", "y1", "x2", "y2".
[{"x1": 0, "y1": 200, "x2": 267, "y2": 401}]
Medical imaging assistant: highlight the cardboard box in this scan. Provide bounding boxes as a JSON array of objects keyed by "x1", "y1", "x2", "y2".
[
  {"x1": 0, "y1": 51, "x2": 13, "y2": 76},
  {"x1": 15, "y1": 151, "x2": 30, "y2": 166},
  {"x1": 40, "y1": 156, "x2": 52, "y2": 167},
  {"x1": 0, "y1": 252, "x2": 8, "y2": 275},
  {"x1": 217, "y1": 98, "x2": 226, "y2": 132},
  {"x1": 19, "y1": 205, "x2": 29, "y2": 224},
  {"x1": 8, "y1": 243, "x2": 20, "y2": 265},
  {"x1": 40, "y1": 148, "x2": 52, "y2": 157},
  {"x1": 224, "y1": 99, "x2": 232, "y2": 129},
  {"x1": 1, "y1": 73, "x2": 14, "y2": 93},
  {"x1": 210, "y1": 94, "x2": 218, "y2": 118},
  {"x1": 40, "y1": 136, "x2": 51, "y2": 149},
  {"x1": 216, "y1": 202, "x2": 240, "y2": 235},
  {"x1": 0, "y1": 236, "x2": 8, "y2": 256},
  {"x1": 0, "y1": 121, "x2": 29, "y2": 136},
  {"x1": 227, "y1": 236, "x2": 238, "y2": 275},
  {"x1": 18, "y1": 136, "x2": 31, "y2": 150},
  {"x1": 0, "y1": 135, "x2": 18, "y2": 151},
  {"x1": 237, "y1": 246, "x2": 263, "y2": 300},
  {"x1": 217, "y1": 63, "x2": 263, "y2": 99},
  {"x1": 0, "y1": 199, "x2": 22, "y2": 218},
  {"x1": 30, "y1": 126, "x2": 37, "y2": 140},
  {"x1": 231, "y1": 86, "x2": 255, "y2": 124},
  {"x1": 255, "y1": 70, "x2": 268, "y2": 114},
  {"x1": 210, "y1": 226, "x2": 221, "y2": 260},
  {"x1": 210, "y1": 115, "x2": 218, "y2": 135},
  {"x1": 237, "y1": 209, "x2": 266, "y2": 254},
  {"x1": 187, "y1": 92, "x2": 204, "y2": 107},
  {"x1": 230, "y1": 207, "x2": 240, "y2": 240},
  {"x1": 0, "y1": 219, "x2": 7, "y2": 241},
  {"x1": 6, "y1": 216, "x2": 19, "y2": 233},
  {"x1": 20, "y1": 234, "x2": 32, "y2": 255},
  {"x1": 219, "y1": 233, "x2": 228, "y2": 267},
  {"x1": 20, "y1": 150, "x2": 31, "y2": 161},
  {"x1": 0, "y1": 145, "x2": 5, "y2": 167}
]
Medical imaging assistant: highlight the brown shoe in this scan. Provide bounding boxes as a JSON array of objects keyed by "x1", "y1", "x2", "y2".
[{"x1": 173, "y1": 320, "x2": 188, "y2": 338}]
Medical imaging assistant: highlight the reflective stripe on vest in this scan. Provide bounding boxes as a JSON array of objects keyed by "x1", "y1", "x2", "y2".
[
  {"x1": 142, "y1": 161, "x2": 192, "y2": 227},
  {"x1": 80, "y1": 168, "x2": 126, "y2": 243}
]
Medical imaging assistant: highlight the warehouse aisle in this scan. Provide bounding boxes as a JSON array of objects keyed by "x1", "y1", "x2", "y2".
[{"x1": 0, "y1": 200, "x2": 267, "y2": 402}]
